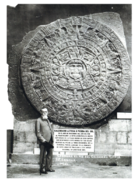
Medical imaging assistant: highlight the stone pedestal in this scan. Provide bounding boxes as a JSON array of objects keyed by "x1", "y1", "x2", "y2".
[{"x1": 11, "y1": 154, "x2": 131, "y2": 166}]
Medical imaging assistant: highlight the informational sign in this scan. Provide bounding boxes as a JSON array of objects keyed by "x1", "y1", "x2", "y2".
[{"x1": 54, "y1": 129, "x2": 94, "y2": 152}]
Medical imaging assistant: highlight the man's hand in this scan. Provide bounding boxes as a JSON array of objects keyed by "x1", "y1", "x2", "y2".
[
  {"x1": 41, "y1": 141, "x2": 54, "y2": 148},
  {"x1": 42, "y1": 139, "x2": 46, "y2": 143}
]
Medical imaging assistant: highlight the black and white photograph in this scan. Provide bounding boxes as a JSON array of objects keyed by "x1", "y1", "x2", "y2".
[{"x1": 6, "y1": 3, "x2": 132, "y2": 178}]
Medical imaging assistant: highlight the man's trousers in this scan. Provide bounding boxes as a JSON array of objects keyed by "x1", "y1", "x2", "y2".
[{"x1": 40, "y1": 143, "x2": 53, "y2": 171}]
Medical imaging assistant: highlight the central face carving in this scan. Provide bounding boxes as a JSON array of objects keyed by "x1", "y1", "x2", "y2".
[
  {"x1": 49, "y1": 45, "x2": 103, "y2": 94},
  {"x1": 65, "y1": 59, "x2": 85, "y2": 81},
  {"x1": 68, "y1": 61, "x2": 84, "y2": 80},
  {"x1": 21, "y1": 16, "x2": 130, "y2": 126}
]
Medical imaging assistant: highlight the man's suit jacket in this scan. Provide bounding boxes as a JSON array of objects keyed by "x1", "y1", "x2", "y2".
[{"x1": 36, "y1": 117, "x2": 54, "y2": 144}]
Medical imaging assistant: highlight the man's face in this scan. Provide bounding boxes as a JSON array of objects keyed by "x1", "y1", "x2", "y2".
[{"x1": 42, "y1": 109, "x2": 48, "y2": 119}]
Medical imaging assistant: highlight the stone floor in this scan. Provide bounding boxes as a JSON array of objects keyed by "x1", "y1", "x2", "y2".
[{"x1": 7, "y1": 162, "x2": 131, "y2": 178}]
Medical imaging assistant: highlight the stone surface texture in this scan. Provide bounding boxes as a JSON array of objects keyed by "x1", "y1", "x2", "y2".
[
  {"x1": 20, "y1": 14, "x2": 130, "y2": 126},
  {"x1": 127, "y1": 132, "x2": 132, "y2": 144}
]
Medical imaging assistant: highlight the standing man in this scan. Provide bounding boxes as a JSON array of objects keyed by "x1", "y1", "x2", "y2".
[{"x1": 36, "y1": 108, "x2": 55, "y2": 174}]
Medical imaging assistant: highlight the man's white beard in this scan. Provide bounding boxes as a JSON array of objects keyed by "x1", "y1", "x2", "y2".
[{"x1": 42, "y1": 115, "x2": 48, "y2": 119}]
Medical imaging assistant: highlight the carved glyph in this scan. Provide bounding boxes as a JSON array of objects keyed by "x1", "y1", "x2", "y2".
[{"x1": 21, "y1": 16, "x2": 130, "y2": 125}]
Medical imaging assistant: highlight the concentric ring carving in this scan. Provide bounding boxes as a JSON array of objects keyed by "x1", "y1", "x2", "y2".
[{"x1": 21, "y1": 16, "x2": 130, "y2": 125}]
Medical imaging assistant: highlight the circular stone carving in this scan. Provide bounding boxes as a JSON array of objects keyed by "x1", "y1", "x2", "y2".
[{"x1": 21, "y1": 16, "x2": 130, "y2": 125}]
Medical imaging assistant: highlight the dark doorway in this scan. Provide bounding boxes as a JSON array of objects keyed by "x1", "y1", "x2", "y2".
[{"x1": 5, "y1": 128, "x2": 13, "y2": 163}]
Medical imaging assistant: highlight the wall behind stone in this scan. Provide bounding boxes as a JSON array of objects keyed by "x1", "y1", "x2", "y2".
[
  {"x1": 12, "y1": 119, "x2": 132, "y2": 158},
  {"x1": 7, "y1": 5, "x2": 131, "y2": 126}
]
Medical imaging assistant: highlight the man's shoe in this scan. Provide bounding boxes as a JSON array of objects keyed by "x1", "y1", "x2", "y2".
[
  {"x1": 40, "y1": 169, "x2": 48, "y2": 175},
  {"x1": 46, "y1": 169, "x2": 55, "y2": 172}
]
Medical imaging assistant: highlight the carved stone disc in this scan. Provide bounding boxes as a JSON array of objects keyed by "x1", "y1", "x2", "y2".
[{"x1": 21, "y1": 16, "x2": 130, "y2": 125}]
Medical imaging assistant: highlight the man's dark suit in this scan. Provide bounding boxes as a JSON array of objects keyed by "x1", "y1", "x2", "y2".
[{"x1": 36, "y1": 117, "x2": 54, "y2": 171}]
